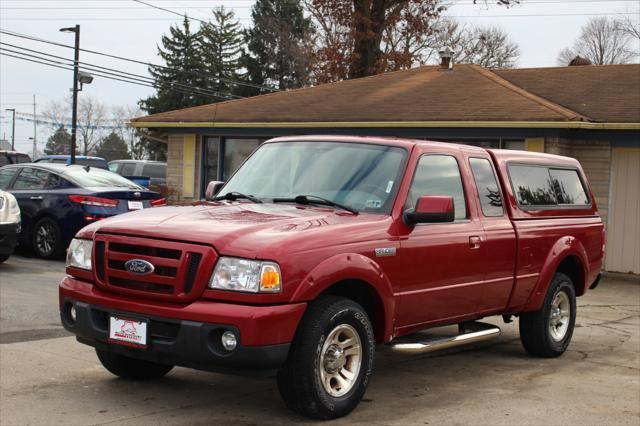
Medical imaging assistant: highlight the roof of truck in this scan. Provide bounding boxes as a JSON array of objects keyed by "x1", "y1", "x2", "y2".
[
  {"x1": 488, "y1": 148, "x2": 581, "y2": 167},
  {"x1": 266, "y1": 135, "x2": 487, "y2": 151}
]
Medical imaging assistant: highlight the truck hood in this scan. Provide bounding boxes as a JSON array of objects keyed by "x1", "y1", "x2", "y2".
[{"x1": 81, "y1": 202, "x2": 391, "y2": 258}]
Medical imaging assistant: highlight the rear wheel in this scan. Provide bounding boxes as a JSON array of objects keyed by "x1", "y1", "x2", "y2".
[
  {"x1": 32, "y1": 217, "x2": 63, "y2": 259},
  {"x1": 519, "y1": 272, "x2": 576, "y2": 358},
  {"x1": 96, "y1": 349, "x2": 173, "y2": 380},
  {"x1": 277, "y1": 296, "x2": 375, "y2": 420},
  {"x1": 0, "y1": 253, "x2": 10, "y2": 263}
]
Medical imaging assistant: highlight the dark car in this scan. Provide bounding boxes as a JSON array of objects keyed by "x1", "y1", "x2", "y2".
[
  {"x1": 35, "y1": 155, "x2": 109, "y2": 170},
  {"x1": 0, "y1": 151, "x2": 31, "y2": 166},
  {"x1": 108, "y1": 160, "x2": 167, "y2": 187},
  {"x1": 0, "y1": 163, "x2": 165, "y2": 259}
]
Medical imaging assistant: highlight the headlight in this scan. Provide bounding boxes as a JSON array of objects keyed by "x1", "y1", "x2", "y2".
[
  {"x1": 209, "y1": 257, "x2": 282, "y2": 293},
  {"x1": 66, "y1": 238, "x2": 93, "y2": 270}
]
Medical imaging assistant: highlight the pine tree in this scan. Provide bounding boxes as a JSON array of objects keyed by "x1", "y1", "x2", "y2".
[
  {"x1": 242, "y1": 0, "x2": 312, "y2": 94},
  {"x1": 140, "y1": 17, "x2": 208, "y2": 114},
  {"x1": 44, "y1": 127, "x2": 72, "y2": 155},
  {"x1": 200, "y1": 7, "x2": 244, "y2": 96},
  {"x1": 96, "y1": 131, "x2": 130, "y2": 162}
]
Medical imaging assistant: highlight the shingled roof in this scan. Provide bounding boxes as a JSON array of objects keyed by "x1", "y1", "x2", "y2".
[
  {"x1": 132, "y1": 63, "x2": 640, "y2": 127},
  {"x1": 494, "y1": 64, "x2": 640, "y2": 123}
]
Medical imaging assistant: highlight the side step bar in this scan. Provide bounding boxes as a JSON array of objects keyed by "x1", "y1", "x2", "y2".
[{"x1": 391, "y1": 322, "x2": 501, "y2": 354}]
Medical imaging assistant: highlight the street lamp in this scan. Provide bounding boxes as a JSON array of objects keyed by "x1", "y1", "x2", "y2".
[
  {"x1": 4, "y1": 108, "x2": 15, "y2": 150},
  {"x1": 59, "y1": 25, "x2": 80, "y2": 164}
]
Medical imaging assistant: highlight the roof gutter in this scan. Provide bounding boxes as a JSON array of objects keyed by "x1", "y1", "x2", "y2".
[{"x1": 129, "y1": 121, "x2": 640, "y2": 131}]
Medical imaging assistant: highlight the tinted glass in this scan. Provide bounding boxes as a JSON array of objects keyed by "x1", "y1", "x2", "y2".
[
  {"x1": 509, "y1": 165, "x2": 557, "y2": 206},
  {"x1": 120, "y1": 163, "x2": 137, "y2": 175},
  {"x1": 108, "y1": 163, "x2": 119, "y2": 172},
  {"x1": 51, "y1": 158, "x2": 67, "y2": 164},
  {"x1": 550, "y1": 169, "x2": 589, "y2": 205},
  {"x1": 14, "y1": 154, "x2": 31, "y2": 163},
  {"x1": 469, "y1": 158, "x2": 503, "y2": 216},
  {"x1": 204, "y1": 137, "x2": 219, "y2": 182},
  {"x1": 13, "y1": 168, "x2": 58, "y2": 190},
  {"x1": 407, "y1": 155, "x2": 467, "y2": 220},
  {"x1": 222, "y1": 141, "x2": 407, "y2": 214},
  {"x1": 142, "y1": 163, "x2": 165, "y2": 178},
  {"x1": 76, "y1": 159, "x2": 108, "y2": 169},
  {"x1": 0, "y1": 155, "x2": 8, "y2": 167},
  {"x1": 63, "y1": 166, "x2": 142, "y2": 189},
  {"x1": 0, "y1": 168, "x2": 17, "y2": 189}
]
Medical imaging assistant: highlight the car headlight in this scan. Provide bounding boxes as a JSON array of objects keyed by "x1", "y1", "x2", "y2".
[
  {"x1": 209, "y1": 257, "x2": 282, "y2": 293},
  {"x1": 66, "y1": 238, "x2": 93, "y2": 270}
]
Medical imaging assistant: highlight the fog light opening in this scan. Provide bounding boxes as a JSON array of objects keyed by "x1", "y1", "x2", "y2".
[
  {"x1": 221, "y1": 331, "x2": 237, "y2": 351},
  {"x1": 69, "y1": 304, "x2": 77, "y2": 322}
]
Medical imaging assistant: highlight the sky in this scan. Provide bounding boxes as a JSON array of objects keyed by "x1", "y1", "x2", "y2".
[{"x1": 0, "y1": 0, "x2": 638, "y2": 155}]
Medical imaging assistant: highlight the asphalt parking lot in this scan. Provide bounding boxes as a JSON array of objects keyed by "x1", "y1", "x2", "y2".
[{"x1": 0, "y1": 255, "x2": 639, "y2": 425}]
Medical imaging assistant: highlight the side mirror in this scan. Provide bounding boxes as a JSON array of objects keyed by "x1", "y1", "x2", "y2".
[
  {"x1": 205, "y1": 181, "x2": 225, "y2": 201},
  {"x1": 403, "y1": 195, "x2": 455, "y2": 226}
]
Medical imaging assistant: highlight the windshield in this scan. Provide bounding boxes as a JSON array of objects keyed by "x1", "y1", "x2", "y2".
[
  {"x1": 63, "y1": 166, "x2": 143, "y2": 189},
  {"x1": 221, "y1": 141, "x2": 407, "y2": 214}
]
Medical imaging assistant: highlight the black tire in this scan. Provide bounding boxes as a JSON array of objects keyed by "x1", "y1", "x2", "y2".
[
  {"x1": 277, "y1": 296, "x2": 375, "y2": 420},
  {"x1": 96, "y1": 349, "x2": 174, "y2": 380},
  {"x1": 0, "y1": 253, "x2": 10, "y2": 263},
  {"x1": 31, "y1": 217, "x2": 64, "y2": 259},
  {"x1": 519, "y1": 272, "x2": 577, "y2": 358}
]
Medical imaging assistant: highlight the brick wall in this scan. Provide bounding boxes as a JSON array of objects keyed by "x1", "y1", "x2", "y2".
[{"x1": 545, "y1": 138, "x2": 611, "y2": 224}]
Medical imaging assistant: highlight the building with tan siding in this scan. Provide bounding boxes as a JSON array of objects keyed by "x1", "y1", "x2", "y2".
[{"x1": 131, "y1": 63, "x2": 640, "y2": 274}]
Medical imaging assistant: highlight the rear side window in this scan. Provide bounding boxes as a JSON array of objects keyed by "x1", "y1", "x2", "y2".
[
  {"x1": 120, "y1": 163, "x2": 137, "y2": 175},
  {"x1": 0, "y1": 155, "x2": 8, "y2": 167},
  {"x1": 13, "y1": 154, "x2": 31, "y2": 163},
  {"x1": 508, "y1": 164, "x2": 589, "y2": 207},
  {"x1": 142, "y1": 163, "x2": 165, "y2": 178},
  {"x1": 549, "y1": 169, "x2": 589, "y2": 205},
  {"x1": 0, "y1": 168, "x2": 17, "y2": 189},
  {"x1": 469, "y1": 158, "x2": 503, "y2": 216},
  {"x1": 406, "y1": 155, "x2": 467, "y2": 220},
  {"x1": 12, "y1": 168, "x2": 60, "y2": 190}
]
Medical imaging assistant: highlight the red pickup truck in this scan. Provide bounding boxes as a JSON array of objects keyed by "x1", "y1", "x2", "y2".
[{"x1": 60, "y1": 136, "x2": 604, "y2": 419}]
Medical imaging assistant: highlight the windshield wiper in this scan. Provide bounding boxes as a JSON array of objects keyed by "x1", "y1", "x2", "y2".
[
  {"x1": 272, "y1": 194, "x2": 358, "y2": 215},
  {"x1": 214, "y1": 192, "x2": 263, "y2": 203}
]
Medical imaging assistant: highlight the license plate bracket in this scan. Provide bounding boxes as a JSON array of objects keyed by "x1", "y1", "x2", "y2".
[{"x1": 108, "y1": 315, "x2": 148, "y2": 348}]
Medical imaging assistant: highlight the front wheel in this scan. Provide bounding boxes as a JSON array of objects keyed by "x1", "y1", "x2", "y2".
[
  {"x1": 519, "y1": 272, "x2": 577, "y2": 358},
  {"x1": 96, "y1": 349, "x2": 174, "y2": 380},
  {"x1": 277, "y1": 296, "x2": 375, "y2": 420}
]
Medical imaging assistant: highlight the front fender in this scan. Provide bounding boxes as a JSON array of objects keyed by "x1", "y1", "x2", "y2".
[
  {"x1": 525, "y1": 236, "x2": 589, "y2": 311},
  {"x1": 291, "y1": 253, "x2": 396, "y2": 342}
]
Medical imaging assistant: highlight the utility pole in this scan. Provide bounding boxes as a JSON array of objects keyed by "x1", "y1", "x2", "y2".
[
  {"x1": 32, "y1": 94, "x2": 37, "y2": 159},
  {"x1": 4, "y1": 108, "x2": 15, "y2": 150},
  {"x1": 60, "y1": 25, "x2": 80, "y2": 164}
]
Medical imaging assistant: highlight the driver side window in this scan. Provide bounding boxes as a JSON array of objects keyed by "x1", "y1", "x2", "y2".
[{"x1": 405, "y1": 155, "x2": 467, "y2": 220}]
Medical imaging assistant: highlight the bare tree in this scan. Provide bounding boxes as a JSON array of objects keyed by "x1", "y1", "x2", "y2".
[
  {"x1": 433, "y1": 21, "x2": 520, "y2": 68},
  {"x1": 77, "y1": 96, "x2": 107, "y2": 155},
  {"x1": 41, "y1": 98, "x2": 71, "y2": 129},
  {"x1": 557, "y1": 17, "x2": 636, "y2": 65},
  {"x1": 112, "y1": 105, "x2": 144, "y2": 159},
  {"x1": 617, "y1": 12, "x2": 640, "y2": 41}
]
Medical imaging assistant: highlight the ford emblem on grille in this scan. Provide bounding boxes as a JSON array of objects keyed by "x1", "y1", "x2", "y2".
[{"x1": 124, "y1": 259, "x2": 155, "y2": 275}]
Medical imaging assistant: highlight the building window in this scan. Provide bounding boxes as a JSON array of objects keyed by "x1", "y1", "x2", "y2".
[
  {"x1": 204, "y1": 136, "x2": 220, "y2": 183},
  {"x1": 224, "y1": 139, "x2": 263, "y2": 179}
]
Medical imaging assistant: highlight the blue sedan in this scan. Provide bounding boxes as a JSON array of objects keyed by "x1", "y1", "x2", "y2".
[{"x1": 0, "y1": 163, "x2": 165, "y2": 259}]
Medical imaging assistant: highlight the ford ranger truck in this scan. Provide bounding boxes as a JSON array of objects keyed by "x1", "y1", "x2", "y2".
[{"x1": 60, "y1": 136, "x2": 604, "y2": 420}]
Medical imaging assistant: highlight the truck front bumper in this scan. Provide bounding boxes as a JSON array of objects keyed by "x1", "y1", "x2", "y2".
[{"x1": 60, "y1": 276, "x2": 307, "y2": 376}]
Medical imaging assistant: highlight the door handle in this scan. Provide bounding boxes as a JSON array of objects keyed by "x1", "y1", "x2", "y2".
[
  {"x1": 469, "y1": 236, "x2": 482, "y2": 249},
  {"x1": 29, "y1": 196, "x2": 43, "y2": 200}
]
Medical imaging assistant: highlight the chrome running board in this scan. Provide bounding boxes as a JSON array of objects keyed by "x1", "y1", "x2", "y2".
[{"x1": 391, "y1": 322, "x2": 501, "y2": 354}]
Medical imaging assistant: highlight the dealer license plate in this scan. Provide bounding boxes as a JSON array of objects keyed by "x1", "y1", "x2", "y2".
[
  {"x1": 128, "y1": 201, "x2": 144, "y2": 210},
  {"x1": 109, "y1": 316, "x2": 148, "y2": 348}
]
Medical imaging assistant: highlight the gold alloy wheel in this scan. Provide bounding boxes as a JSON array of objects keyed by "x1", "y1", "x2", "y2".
[{"x1": 318, "y1": 324, "x2": 362, "y2": 398}]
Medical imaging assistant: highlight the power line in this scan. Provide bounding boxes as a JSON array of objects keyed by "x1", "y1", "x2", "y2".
[
  {"x1": 0, "y1": 41, "x2": 241, "y2": 100},
  {"x1": 0, "y1": 51, "x2": 234, "y2": 102},
  {"x1": 131, "y1": 0, "x2": 209, "y2": 25},
  {"x1": 0, "y1": 28, "x2": 281, "y2": 92}
]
